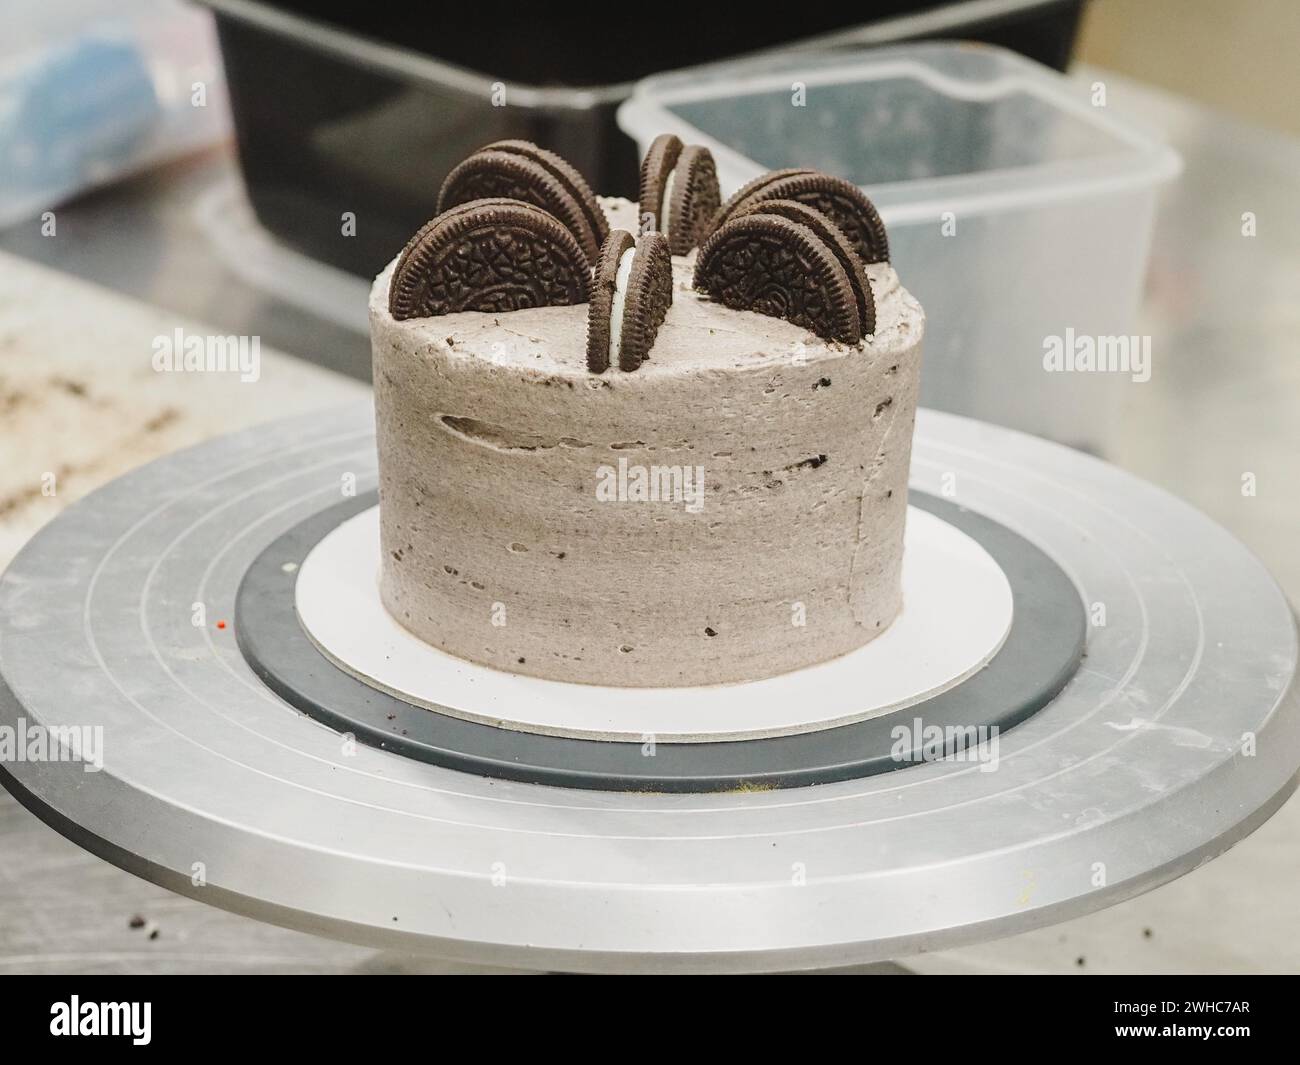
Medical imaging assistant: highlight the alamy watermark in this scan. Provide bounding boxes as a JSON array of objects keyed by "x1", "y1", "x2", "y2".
[
  {"x1": 0, "y1": 718, "x2": 103, "y2": 772},
  {"x1": 595, "y1": 458, "x2": 706, "y2": 513},
  {"x1": 152, "y1": 327, "x2": 260, "y2": 383},
  {"x1": 1042, "y1": 327, "x2": 1151, "y2": 383},
  {"x1": 890, "y1": 717, "x2": 1000, "y2": 771},
  {"x1": 50, "y1": 997, "x2": 150, "y2": 1045}
]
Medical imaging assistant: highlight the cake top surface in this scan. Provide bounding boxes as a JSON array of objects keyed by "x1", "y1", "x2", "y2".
[{"x1": 371, "y1": 197, "x2": 923, "y2": 380}]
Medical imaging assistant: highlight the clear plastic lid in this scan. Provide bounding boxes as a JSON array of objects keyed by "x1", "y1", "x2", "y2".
[{"x1": 619, "y1": 42, "x2": 1180, "y2": 223}]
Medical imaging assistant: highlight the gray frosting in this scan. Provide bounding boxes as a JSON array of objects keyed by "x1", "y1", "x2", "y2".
[{"x1": 370, "y1": 197, "x2": 925, "y2": 686}]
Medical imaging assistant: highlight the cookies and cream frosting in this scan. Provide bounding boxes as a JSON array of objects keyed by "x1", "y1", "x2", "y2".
[{"x1": 370, "y1": 196, "x2": 924, "y2": 687}]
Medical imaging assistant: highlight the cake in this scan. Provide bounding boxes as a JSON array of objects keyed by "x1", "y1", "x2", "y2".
[{"x1": 369, "y1": 138, "x2": 924, "y2": 687}]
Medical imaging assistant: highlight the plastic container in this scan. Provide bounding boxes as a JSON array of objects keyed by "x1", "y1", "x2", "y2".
[
  {"x1": 619, "y1": 42, "x2": 1182, "y2": 450},
  {"x1": 0, "y1": 0, "x2": 230, "y2": 228}
]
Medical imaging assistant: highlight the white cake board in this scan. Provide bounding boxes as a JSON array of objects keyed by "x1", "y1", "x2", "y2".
[{"x1": 294, "y1": 504, "x2": 1014, "y2": 743}]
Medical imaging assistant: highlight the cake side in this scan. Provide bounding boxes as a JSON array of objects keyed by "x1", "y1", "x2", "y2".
[{"x1": 370, "y1": 197, "x2": 923, "y2": 687}]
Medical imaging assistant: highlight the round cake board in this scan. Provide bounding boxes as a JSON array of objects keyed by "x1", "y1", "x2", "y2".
[{"x1": 294, "y1": 503, "x2": 1014, "y2": 742}]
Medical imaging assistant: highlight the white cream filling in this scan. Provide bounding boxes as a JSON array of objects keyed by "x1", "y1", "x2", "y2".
[
  {"x1": 607, "y1": 246, "x2": 637, "y2": 366},
  {"x1": 659, "y1": 167, "x2": 678, "y2": 237}
]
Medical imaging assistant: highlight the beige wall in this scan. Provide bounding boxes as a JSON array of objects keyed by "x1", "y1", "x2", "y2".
[{"x1": 1077, "y1": 0, "x2": 1300, "y2": 137}]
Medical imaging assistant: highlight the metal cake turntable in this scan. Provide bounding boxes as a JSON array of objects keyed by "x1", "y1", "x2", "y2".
[{"x1": 1, "y1": 401, "x2": 1296, "y2": 972}]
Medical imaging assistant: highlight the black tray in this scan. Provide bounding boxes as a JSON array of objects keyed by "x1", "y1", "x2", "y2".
[{"x1": 207, "y1": 1, "x2": 1084, "y2": 278}]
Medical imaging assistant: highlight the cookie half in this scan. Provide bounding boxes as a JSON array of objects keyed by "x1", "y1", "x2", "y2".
[
  {"x1": 637, "y1": 133, "x2": 683, "y2": 235},
  {"x1": 708, "y1": 168, "x2": 817, "y2": 236},
  {"x1": 662, "y1": 145, "x2": 721, "y2": 256},
  {"x1": 638, "y1": 135, "x2": 721, "y2": 255},
  {"x1": 389, "y1": 198, "x2": 590, "y2": 320},
  {"x1": 437, "y1": 150, "x2": 600, "y2": 263},
  {"x1": 736, "y1": 198, "x2": 875, "y2": 335},
  {"x1": 484, "y1": 139, "x2": 609, "y2": 247},
  {"x1": 694, "y1": 214, "x2": 862, "y2": 343},
  {"x1": 618, "y1": 233, "x2": 673, "y2": 371},
  {"x1": 586, "y1": 230, "x2": 636, "y2": 373},
  {"x1": 713, "y1": 170, "x2": 889, "y2": 264},
  {"x1": 586, "y1": 231, "x2": 673, "y2": 373}
]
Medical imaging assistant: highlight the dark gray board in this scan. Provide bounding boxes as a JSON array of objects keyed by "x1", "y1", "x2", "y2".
[{"x1": 236, "y1": 491, "x2": 1085, "y2": 792}]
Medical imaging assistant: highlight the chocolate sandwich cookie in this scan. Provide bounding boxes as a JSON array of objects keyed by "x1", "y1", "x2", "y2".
[
  {"x1": 712, "y1": 169, "x2": 889, "y2": 264},
  {"x1": 736, "y1": 198, "x2": 875, "y2": 336},
  {"x1": 437, "y1": 149, "x2": 600, "y2": 263},
  {"x1": 694, "y1": 214, "x2": 862, "y2": 343},
  {"x1": 389, "y1": 198, "x2": 590, "y2": 320},
  {"x1": 708, "y1": 168, "x2": 817, "y2": 234},
  {"x1": 586, "y1": 231, "x2": 673, "y2": 373},
  {"x1": 483, "y1": 140, "x2": 609, "y2": 246},
  {"x1": 586, "y1": 229, "x2": 636, "y2": 373},
  {"x1": 638, "y1": 134, "x2": 721, "y2": 256},
  {"x1": 637, "y1": 133, "x2": 682, "y2": 232},
  {"x1": 618, "y1": 233, "x2": 673, "y2": 371}
]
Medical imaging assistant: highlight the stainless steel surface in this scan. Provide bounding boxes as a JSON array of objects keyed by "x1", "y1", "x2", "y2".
[
  {"x1": 0, "y1": 149, "x2": 370, "y2": 381},
  {"x1": 1, "y1": 402, "x2": 1295, "y2": 972}
]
